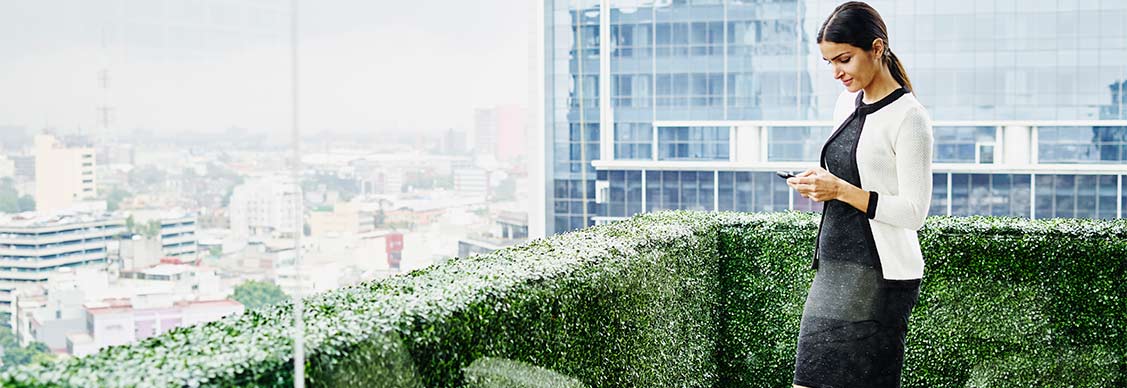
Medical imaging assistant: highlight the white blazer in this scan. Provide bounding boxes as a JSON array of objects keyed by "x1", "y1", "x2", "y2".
[{"x1": 823, "y1": 89, "x2": 933, "y2": 280}]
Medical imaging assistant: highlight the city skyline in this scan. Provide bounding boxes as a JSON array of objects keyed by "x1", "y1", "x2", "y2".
[{"x1": 0, "y1": 1, "x2": 1123, "y2": 383}]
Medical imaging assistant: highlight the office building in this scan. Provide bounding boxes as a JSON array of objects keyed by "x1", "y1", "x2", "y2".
[
  {"x1": 541, "y1": 0, "x2": 1127, "y2": 235},
  {"x1": 0, "y1": 211, "x2": 125, "y2": 326}
]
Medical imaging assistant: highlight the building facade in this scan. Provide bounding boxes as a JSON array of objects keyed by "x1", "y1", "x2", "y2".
[
  {"x1": 0, "y1": 212, "x2": 125, "y2": 326},
  {"x1": 228, "y1": 176, "x2": 302, "y2": 239},
  {"x1": 158, "y1": 214, "x2": 198, "y2": 259},
  {"x1": 457, "y1": 210, "x2": 529, "y2": 257},
  {"x1": 34, "y1": 134, "x2": 98, "y2": 214},
  {"x1": 307, "y1": 202, "x2": 376, "y2": 238},
  {"x1": 543, "y1": 0, "x2": 1127, "y2": 235},
  {"x1": 69, "y1": 298, "x2": 243, "y2": 356}
]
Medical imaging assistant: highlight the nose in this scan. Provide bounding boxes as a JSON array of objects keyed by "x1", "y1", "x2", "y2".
[{"x1": 832, "y1": 65, "x2": 844, "y2": 80}]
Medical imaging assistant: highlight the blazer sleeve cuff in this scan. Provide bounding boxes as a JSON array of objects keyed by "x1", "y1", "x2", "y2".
[{"x1": 866, "y1": 191, "x2": 879, "y2": 219}]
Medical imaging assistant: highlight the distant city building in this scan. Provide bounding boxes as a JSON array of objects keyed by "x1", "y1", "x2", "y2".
[
  {"x1": 355, "y1": 168, "x2": 405, "y2": 196},
  {"x1": 95, "y1": 143, "x2": 135, "y2": 167},
  {"x1": 215, "y1": 238, "x2": 295, "y2": 285},
  {"x1": 0, "y1": 211, "x2": 125, "y2": 326},
  {"x1": 12, "y1": 262, "x2": 229, "y2": 355},
  {"x1": 442, "y1": 128, "x2": 468, "y2": 155},
  {"x1": 308, "y1": 202, "x2": 376, "y2": 238},
  {"x1": 384, "y1": 232, "x2": 403, "y2": 270},
  {"x1": 454, "y1": 167, "x2": 489, "y2": 202},
  {"x1": 117, "y1": 210, "x2": 200, "y2": 269},
  {"x1": 474, "y1": 105, "x2": 528, "y2": 162},
  {"x1": 495, "y1": 105, "x2": 528, "y2": 162},
  {"x1": 457, "y1": 210, "x2": 529, "y2": 258},
  {"x1": 158, "y1": 213, "x2": 199, "y2": 259},
  {"x1": 34, "y1": 134, "x2": 97, "y2": 213},
  {"x1": 0, "y1": 154, "x2": 15, "y2": 179},
  {"x1": 228, "y1": 176, "x2": 302, "y2": 239},
  {"x1": 10, "y1": 155, "x2": 35, "y2": 180},
  {"x1": 381, "y1": 194, "x2": 483, "y2": 228},
  {"x1": 70, "y1": 298, "x2": 242, "y2": 356},
  {"x1": 473, "y1": 108, "x2": 499, "y2": 158},
  {"x1": 384, "y1": 207, "x2": 445, "y2": 228},
  {"x1": 117, "y1": 237, "x2": 163, "y2": 271}
]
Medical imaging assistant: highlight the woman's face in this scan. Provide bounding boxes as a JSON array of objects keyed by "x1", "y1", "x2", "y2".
[{"x1": 818, "y1": 40, "x2": 882, "y2": 93}]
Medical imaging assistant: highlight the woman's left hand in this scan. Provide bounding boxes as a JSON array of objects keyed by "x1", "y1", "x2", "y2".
[{"x1": 786, "y1": 167, "x2": 844, "y2": 202}]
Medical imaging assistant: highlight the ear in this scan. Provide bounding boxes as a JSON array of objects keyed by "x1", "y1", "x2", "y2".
[{"x1": 871, "y1": 38, "x2": 885, "y2": 57}]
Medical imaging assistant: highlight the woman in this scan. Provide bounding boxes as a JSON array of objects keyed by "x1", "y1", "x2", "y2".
[{"x1": 785, "y1": 2, "x2": 932, "y2": 387}]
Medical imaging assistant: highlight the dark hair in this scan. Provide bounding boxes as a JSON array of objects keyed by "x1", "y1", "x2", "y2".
[{"x1": 817, "y1": 1, "x2": 913, "y2": 93}]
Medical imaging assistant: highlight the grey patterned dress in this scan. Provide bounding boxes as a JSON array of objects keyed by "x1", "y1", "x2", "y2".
[{"x1": 793, "y1": 88, "x2": 921, "y2": 388}]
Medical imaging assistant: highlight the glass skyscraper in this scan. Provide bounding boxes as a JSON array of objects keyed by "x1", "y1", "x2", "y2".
[{"x1": 543, "y1": 0, "x2": 1127, "y2": 235}]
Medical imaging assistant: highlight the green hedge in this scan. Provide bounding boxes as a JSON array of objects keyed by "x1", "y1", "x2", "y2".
[
  {"x1": 462, "y1": 357, "x2": 586, "y2": 388},
  {"x1": 2, "y1": 211, "x2": 1124, "y2": 387},
  {"x1": 717, "y1": 213, "x2": 1127, "y2": 387}
]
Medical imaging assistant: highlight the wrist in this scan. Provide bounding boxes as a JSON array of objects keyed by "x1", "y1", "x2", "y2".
[{"x1": 833, "y1": 178, "x2": 848, "y2": 200}]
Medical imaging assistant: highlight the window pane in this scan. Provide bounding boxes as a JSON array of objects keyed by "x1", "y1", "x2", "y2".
[{"x1": 931, "y1": 173, "x2": 949, "y2": 216}]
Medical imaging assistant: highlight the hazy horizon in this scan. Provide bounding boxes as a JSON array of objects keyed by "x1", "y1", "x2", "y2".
[{"x1": 0, "y1": 1, "x2": 534, "y2": 137}]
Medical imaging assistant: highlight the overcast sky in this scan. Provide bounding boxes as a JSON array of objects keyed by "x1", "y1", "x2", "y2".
[{"x1": 0, "y1": 0, "x2": 534, "y2": 136}]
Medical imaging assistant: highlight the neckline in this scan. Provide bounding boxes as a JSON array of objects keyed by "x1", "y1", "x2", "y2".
[{"x1": 854, "y1": 87, "x2": 907, "y2": 114}]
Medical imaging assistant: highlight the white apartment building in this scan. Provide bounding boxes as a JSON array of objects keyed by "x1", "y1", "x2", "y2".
[
  {"x1": 228, "y1": 176, "x2": 302, "y2": 239},
  {"x1": 34, "y1": 134, "x2": 97, "y2": 213}
]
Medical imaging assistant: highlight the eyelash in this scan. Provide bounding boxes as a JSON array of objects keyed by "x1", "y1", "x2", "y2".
[{"x1": 825, "y1": 58, "x2": 851, "y2": 65}]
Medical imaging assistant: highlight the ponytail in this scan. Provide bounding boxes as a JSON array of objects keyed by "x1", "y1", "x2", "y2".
[{"x1": 884, "y1": 48, "x2": 913, "y2": 93}]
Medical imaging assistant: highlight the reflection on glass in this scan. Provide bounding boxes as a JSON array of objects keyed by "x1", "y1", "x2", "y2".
[
  {"x1": 768, "y1": 126, "x2": 834, "y2": 162},
  {"x1": 930, "y1": 173, "x2": 949, "y2": 216},
  {"x1": 1038, "y1": 126, "x2": 1127, "y2": 164},
  {"x1": 933, "y1": 126, "x2": 996, "y2": 163},
  {"x1": 657, "y1": 127, "x2": 729, "y2": 160}
]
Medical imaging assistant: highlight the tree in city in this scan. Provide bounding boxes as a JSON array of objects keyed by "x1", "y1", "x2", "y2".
[
  {"x1": 105, "y1": 187, "x2": 131, "y2": 211},
  {"x1": 16, "y1": 195, "x2": 34, "y2": 212},
  {"x1": 0, "y1": 326, "x2": 53, "y2": 371},
  {"x1": 0, "y1": 177, "x2": 34, "y2": 213},
  {"x1": 231, "y1": 280, "x2": 289, "y2": 310},
  {"x1": 492, "y1": 176, "x2": 516, "y2": 201},
  {"x1": 124, "y1": 217, "x2": 161, "y2": 239},
  {"x1": 434, "y1": 174, "x2": 454, "y2": 190}
]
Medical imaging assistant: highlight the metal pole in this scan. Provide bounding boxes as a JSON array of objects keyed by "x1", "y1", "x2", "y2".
[{"x1": 290, "y1": 0, "x2": 305, "y2": 386}]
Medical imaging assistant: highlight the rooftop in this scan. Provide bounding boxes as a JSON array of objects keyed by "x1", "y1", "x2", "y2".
[{"x1": 0, "y1": 210, "x2": 124, "y2": 230}]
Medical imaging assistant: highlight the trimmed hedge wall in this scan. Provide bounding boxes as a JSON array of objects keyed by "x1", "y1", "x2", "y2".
[
  {"x1": 717, "y1": 213, "x2": 1127, "y2": 387},
  {"x1": 2, "y1": 211, "x2": 1124, "y2": 387},
  {"x1": 462, "y1": 357, "x2": 586, "y2": 388}
]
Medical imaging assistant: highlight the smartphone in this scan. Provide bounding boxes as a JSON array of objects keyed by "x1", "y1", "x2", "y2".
[{"x1": 775, "y1": 170, "x2": 796, "y2": 179}]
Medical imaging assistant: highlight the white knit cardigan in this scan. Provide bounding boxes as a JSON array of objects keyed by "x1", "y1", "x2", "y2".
[{"x1": 822, "y1": 89, "x2": 933, "y2": 280}]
